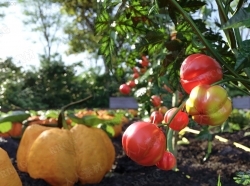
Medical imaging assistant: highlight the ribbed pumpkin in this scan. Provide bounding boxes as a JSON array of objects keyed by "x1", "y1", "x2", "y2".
[
  {"x1": 0, "y1": 147, "x2": 22, "y2": 186},
  {"x1": 16, "y1": 124, "x2": 115, "y2": 186}
]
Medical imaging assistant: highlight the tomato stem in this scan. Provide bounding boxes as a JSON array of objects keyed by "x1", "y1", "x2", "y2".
[
  {"x1": 168, "y1": 0, "x2": 250, "y2": 91},
  {"x1": 57, "y1": 95, "x2": 93, "y2": 129}
]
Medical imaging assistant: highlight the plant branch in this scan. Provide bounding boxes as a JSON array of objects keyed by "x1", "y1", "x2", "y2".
[{"x1": 168, "y1": 0, "x2": 250, "y2": 91}]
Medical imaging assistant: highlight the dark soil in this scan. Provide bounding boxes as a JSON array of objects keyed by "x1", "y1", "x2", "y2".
[{"x1": 1, "y1": 122, "x2": 250, "y2": 186}]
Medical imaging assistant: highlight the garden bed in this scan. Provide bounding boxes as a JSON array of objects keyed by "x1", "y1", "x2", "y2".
[{"x1": 1, "y1": 121, "x2": 250, "y2": 186}]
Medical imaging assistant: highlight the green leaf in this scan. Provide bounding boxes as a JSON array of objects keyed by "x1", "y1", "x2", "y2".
[
  {"x1": 235, "y1": 40, "x2": 250, "y2": 71},
  {"x1": 0, "y1": 111, "x2": 30, "y2": 123},
  {"x1": 0, "y1": 122, "x2": 12, "y2": 133},
  {"x1": 195, "y1": 126, "x2": 213, "y2": 141},
  {"x1": 67, "y1": 114, "x2": 103, "y2": 127},
  {"x1": 96, "y1": 123, "x2": 115, "y2": 138},
  {"x1": 221, "y1": 5, "x2": 250, "y2": 29},
  {"x1": 45, "y1": 110, "x2": 59, "y2": 118},
  {"x1": 95, "y1": 11, "x2": 110, "y2": 35}
]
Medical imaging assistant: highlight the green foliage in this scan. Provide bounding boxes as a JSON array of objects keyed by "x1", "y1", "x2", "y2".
[
  {"x1": 0, "y1": 57, "x2": 120, "y2": 110},
  {"x1": 233, "y1": 171, "x2": 250, "y2": 186},
  {"x1": 222, "y1": 5, "x2": 250, "y2": 29}
]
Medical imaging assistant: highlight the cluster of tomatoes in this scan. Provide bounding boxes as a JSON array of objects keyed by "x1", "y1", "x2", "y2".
[
  {"x1": 119, "y1": 55, "x2": 149, "y2": 95},
  {"x1": 122, "y1": 53, "x2": 233, "y2": 171}
]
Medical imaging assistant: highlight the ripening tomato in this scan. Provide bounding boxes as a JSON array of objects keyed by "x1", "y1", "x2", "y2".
[
  {"x1": 164, "y1": 108, "x2": 189, "y2": 131},
  {"x1": 127, "y1": 80, "x2": 136, "y2": 88},
  {"x1": 140, "y1": 56, "x2": 149, "y2": 67},
  {"x1": 156, "y1": 151, "x2": 176, "y2": 171},
  {"x1": 133, "y1": 67, "x2": 139, "y2": 74},
  {"x1": 119, "y1": 84, "x2": 131, "y2": 95},
  {"x1": 150, "y1": 111, "x2": 164, "y2": 125},
  {"x1": 122, "y1": 121, "x2": 166, "y2": 166},
  {"x1": 180, "y1": 54, "x2": 223, "y2": 94},
  {"x1": 185, "y1": 84, "x2": 232, "y2": 126},
  {"x1": 133, "y1": 72, "x2": 139, "y2": 79},
  {"x1": 159, "y1": 106, "x2": 168, "y2": 114},
  {"x1": 151, "y1": 95, "x2": 161, "y2": 107}
]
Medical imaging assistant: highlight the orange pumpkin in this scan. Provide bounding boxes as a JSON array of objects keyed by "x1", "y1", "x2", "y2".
[
  {"x1": 17, "y1": 124, "x2": 115, "y2": 186},
  {"x1": 0, "y1": 147, "x2": 22, "y2": 186}
]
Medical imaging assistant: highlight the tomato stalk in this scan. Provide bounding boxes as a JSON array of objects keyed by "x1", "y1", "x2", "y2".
[
  {"x1": 57, "y1": 95, "x2": 93, "y2": 129},
  {"x1": 168, "y1": 0, "x2": 250, "y2": 91}
]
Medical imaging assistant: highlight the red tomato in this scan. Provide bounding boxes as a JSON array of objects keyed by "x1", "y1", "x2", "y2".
[
  {"x1": 133, "y1": 72, "x2": 139, "y2": 79},
  {"x1": 150, "y1": 111, "x2": 164, "y2": 125},
  {"x1": 164, "y1": 107, "x2": 189, "y2": 131},
  {"x1": 133, "y1": 67, "x2": 139, "y2": 74},
  {"x1": 122, "y1": 121, "x2": 166, "y2": 166},
  {"x1": 180, "y1": 54, "x2": 223, "y2": 94},
  {"x1": 119, "y1": 84, "x2": 131, "y2": 95},
  {"x1": 151, "y1": 95, "x2": 161, "y2": 107},
  {"x1": 140, "y1": 56, "x2": 149, "y2": 67},
  {"x1": 156, "y1": 151, "x2": 176, "y2": 170},
  {"x1": 127, "y1": 80, "x2": 136, "y2": 88}
]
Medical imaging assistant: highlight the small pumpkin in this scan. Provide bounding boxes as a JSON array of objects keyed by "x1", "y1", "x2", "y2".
[
  {"x1": 17, "y1": 124, "x2": 115, "y2": 186},
  {"x1": 0, "y1": 147, "x2": 22, "y2": 186}
]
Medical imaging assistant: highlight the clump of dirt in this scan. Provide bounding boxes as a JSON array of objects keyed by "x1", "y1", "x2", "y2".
[{"x1": 0, "y1": 122, "x2": 249, "y2": 186}]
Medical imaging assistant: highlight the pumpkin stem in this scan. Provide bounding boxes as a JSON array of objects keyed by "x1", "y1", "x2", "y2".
[{"x1": 57, "y1": 95, "x2": 93, "y2": 129}]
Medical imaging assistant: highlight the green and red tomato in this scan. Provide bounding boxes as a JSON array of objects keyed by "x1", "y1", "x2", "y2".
[{"x1": 185, "y1": 84, "x2": 232, "y2": 126}]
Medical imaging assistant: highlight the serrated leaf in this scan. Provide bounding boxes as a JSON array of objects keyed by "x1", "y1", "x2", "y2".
[
  {"x1": 0, "y1": 121, "x2": 12, "y2": 133},
  {"x1": 221, "y1": 6, "x2": 250, "y2": 29},
  {"x1": 196, "y1": 126, "x2": 213, "y2": 140},
  {"x1": 235, "y1": 40, "x2": 250, "y2": 71},
  {"x1": 95, "y1": 11, "x2": 110, "y2": 35}
]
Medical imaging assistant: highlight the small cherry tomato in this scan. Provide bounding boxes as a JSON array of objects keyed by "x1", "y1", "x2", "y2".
[
  {"x1": 119, "y1": 84, "x2": 131, "y2": 95},
  {"x1": 127, "y1": 80, "x2": 136, "y2": 88},
  {"x1": 150, "y1": 111, "x2": 164, "y2": 125},
  {"x1": 151, "y1": 95, "x2": 161, "y2": 107},
  {"x1": 156, "y1": 151, "x2": 176, "y2": 171},
  {"x1": 164, "y1": 107, "x2": 189, "y2": 131},
  {"x1": 133, "y1": 72, "x2": 139, "y2": 79}
]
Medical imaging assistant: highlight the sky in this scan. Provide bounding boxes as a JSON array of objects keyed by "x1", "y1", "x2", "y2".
[{"x1": 0, "y1": 1, "x2": 102, "y2": 73}]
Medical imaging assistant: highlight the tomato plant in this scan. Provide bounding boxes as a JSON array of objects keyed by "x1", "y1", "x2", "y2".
[
  {"x1": 122, "y1": 121, "x2": 166, "y2": 166},
  {"x1": 119, "y1": 84, "x2": 131, "y2": 95},
  {"x1": 156, "y1": 151, "x2": 176, "y2": 171},
  {"x1": 150, "y1": 111, "x2": 164, "y2": 125},
  {"x1": 164, "y1": 107, "x2": 189, "y2": 131},
  {"x1": 180, "y1": 54, "x2": 223, "y2": 94},
  {"x1": 186, "y1": 84, "x2": 232, "y2": 126}
]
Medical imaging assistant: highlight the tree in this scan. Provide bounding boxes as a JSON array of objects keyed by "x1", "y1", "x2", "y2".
[{"x1": 19, "y1": 0, "x2": 65, "y2": 62}]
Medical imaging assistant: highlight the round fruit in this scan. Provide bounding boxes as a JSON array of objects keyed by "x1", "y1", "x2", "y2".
[
  {"x1": 156, "y1": 151, "x2": 176, "y2": 171},
  {"x1": 122, "y1": 121, "x2": 166, "y2": 166},
  {"x1": 150, "y1": 111, "x2": 164, "y2": 125},
  {"x1": 140, "y1": 56, "x2": 149, "y2": 67},
  {"x1": 127, "y1": 80, "x2": 136, "y2": 88},
  {"x1": 164, "y1": 108, "x2": 189, "y2": 131},
  {"x1": 151, "y1": 95, "x2": 161, "y2": 107},
  {"x1": 133, "y1": 72, "x2": 139, "y2": 79},
  {"x1": 119, "y1": 84, "x2": 131, "y2": 95},
  {"x1": 159, "y1": 106, "x2": 168, "y2": 114},
  {"x1": 180, "y1": 54, "x2": 223, "y2": 94}
]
